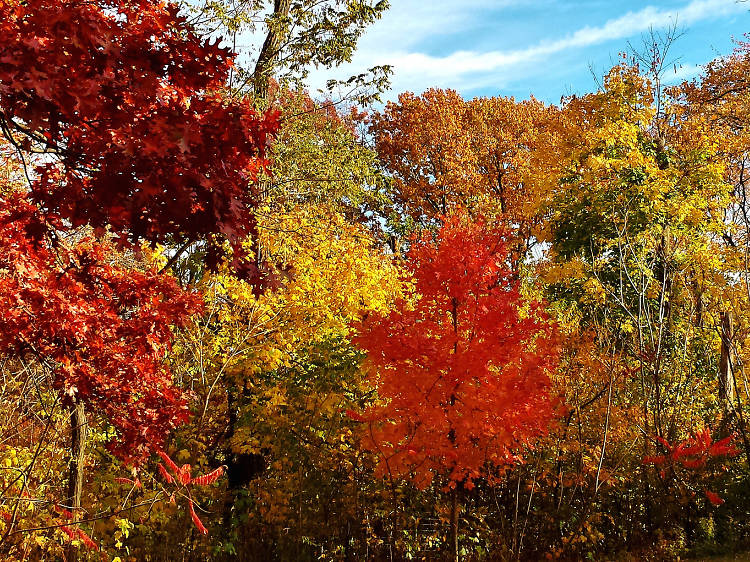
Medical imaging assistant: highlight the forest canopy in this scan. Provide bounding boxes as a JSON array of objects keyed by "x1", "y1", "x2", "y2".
[{"x1": 1, "y1": 1, "x2": 750, "y2": 560}]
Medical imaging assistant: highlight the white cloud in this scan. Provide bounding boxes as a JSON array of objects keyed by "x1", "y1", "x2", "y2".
[
  {"x1": 663, "y1": 62, "x2": 703, "y2": 83},
  {"x1": 357, "y1": 0, "x2": 524, "y2": 49},
  {"x1": 306, "y1": 0, "x2": 747, "y2": 99}
]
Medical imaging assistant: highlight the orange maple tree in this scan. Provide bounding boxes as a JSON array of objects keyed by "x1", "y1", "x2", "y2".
[
  {"x1": 371, "y1": 89, "x2": 556, "y2": 225},
  {"x1": 353, "y1": 213, "x2": 559, "y2": 489},
  {"x1": 370, "y1": 89, "x2": 476, "y2": 218}
]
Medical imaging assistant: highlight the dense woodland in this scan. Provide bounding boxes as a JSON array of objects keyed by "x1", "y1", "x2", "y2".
[{"x1": 1, "y1": 1, "x2": 750, "y2": 560}]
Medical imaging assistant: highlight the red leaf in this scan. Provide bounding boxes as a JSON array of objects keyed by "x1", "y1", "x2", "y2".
[
  {"x1": 60, "y1": 525, "x2": 99, "y2": 551},
  {"x1": 705, "y1": 490, "x2": 725, "y2": 506},
  {"x1": 188, "y1": 499, "x2": 208, "y2": 535},
  {"x1": 158, "y1": 451, "x2": 180, "y2": 475},
  {"x1": 60, "y1": 525, "x2": 76, "y2": 540},
  {"x1": 345, "y1": 409, "x2": 365, "y2": 422},
  {"x1": 158, "y1": 463, "x2": 174, "y2": 484},
  {"x1": 710, "y1": 435, "x2": 739, "y2": 458},
  {"x1": 192, "y1": 466, "x2": 225, "y2": 487},
  {"x1": 643, "y1": 455, "x2": 668, "y2": 465},
  {"x1": 179, "y1": 463, "x2": 192, "y2": 485},
  {"x1": 76, "y1": 528, "x2": 99, "y2": 551}
]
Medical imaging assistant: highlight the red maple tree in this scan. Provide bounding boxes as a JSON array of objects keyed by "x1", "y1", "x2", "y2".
[
  {"x1": 353, "y1": 213, "x2": 559, "y2": 489},
  {"x1": 0, "y1": 193, "x2": 202, "y2": 462},
  {"x1": 0, "y1": 0, "x2": 266, "y2": 539},
  {"x1": 0, "y1": 0, "x2": 279, "y2": 276},
  {"x1": 0, "y1": 0, "x2": 281, "y2": 458}
]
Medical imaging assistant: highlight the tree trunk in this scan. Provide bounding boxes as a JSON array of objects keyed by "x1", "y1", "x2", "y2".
[
  {"x1": 221, "y1": 386, "x2": 240, "y2": 532},
  {"x1": 67, "y1": 399, "x2": 87, "y2": 560},
  {"x1": 67, "y1": 400, "x2": 86, "y2": 510},
  {"x1": 719, "y1": 311, "x2": 734, "y2": 436},
  {"x1": 253, "y1": 0, "x2": 291, "y2": 100},
  {"x1": 450, "y1": 486, "x2": 459, "y2": 562},
  {"x1": 221, "y1": 386, "x2": 266, "y2": 533},
  {"x1": 448, "y1": 299, "x2": 460, "y2": 561}
]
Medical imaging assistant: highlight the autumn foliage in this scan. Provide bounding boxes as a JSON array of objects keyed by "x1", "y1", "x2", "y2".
[
  {"x1": 0, "y1": 0, "x2": 278, "y2": 274},
  {"x1": 3, "y1": 0, "x2": 750, "y2": 559},
  {"x1": 0, "y1": 192, "x2": 203, "y2": 465},
  {"x1": 0, "y1": 0, "x2": 277, "y2": 548},
  {"x1": 354, "y1": 214, "x2": 559, "y2": 488},
  {"x1": 370, "y1": 89, "x2": 558, "y2": 254},
  {"x1": 0, "y1": 0, "x2": 282, "y2": 460}
]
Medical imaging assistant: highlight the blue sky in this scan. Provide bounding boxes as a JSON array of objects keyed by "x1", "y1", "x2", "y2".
[{"x1": 307, "y1": 0, "x2": 750, "y2": 104}]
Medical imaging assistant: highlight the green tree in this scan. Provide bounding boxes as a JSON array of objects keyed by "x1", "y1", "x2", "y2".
[{"x1": 184, "y1": 0, "x2": 391, "y2": 101}]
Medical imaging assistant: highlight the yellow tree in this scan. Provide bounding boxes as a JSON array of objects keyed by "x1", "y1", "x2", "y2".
[
  {"x1": 534, "y1": 62, "x2": 735, "y2": 555},
  {"x1": 161, "y1": 204, "x2": 401, "y2": 555},
  {"x1": 682, "y1": 41, "x2": 750, "y2": 446},
  {"x1": 149, "y1": 88, "x2": 403, "y2": 557}
]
